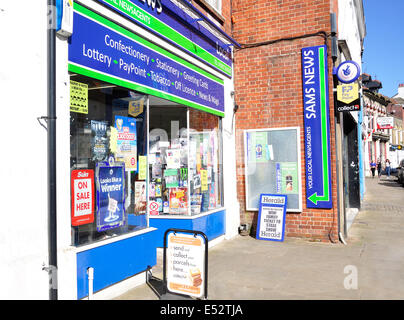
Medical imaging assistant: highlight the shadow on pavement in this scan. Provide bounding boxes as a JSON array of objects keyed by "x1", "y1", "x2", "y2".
[
  {"x1": 146, "y1": 268, "x2": 195, "y2": 300},
  {"x1": 377, "y1": 180, "x2": 403, "y2": 188}
]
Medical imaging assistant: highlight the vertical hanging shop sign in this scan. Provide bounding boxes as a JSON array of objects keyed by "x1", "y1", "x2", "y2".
[
  {"x1": 96, "y1": 162, "x2": 126, "y2": 232},
  {"x1": 71, "y1": 169, "x2": 95, "y2": 226},
  {"x1": 301, "y1": 45, "x2": 332, "y2": 209}
]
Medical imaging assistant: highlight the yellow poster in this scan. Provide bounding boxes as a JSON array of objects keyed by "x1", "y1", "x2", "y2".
[
  {"x1": 109, "y1": 126, "x2": 118, "y2": 154},
  {"x1": 70, "y1": 80, "x2": 88, "y2": 114},
  {"x1": 138, "y1": 155, "x2": 147, "y2": 180},
  {"x1": 128, "y1": 99, "x2": 144, "y2": 117},
  {"x1": 200, "y1": 169, "x2": 208, "y2": 192},
  {"x1": 337, "y1": 83, "x2": 359, "y2": 104}
]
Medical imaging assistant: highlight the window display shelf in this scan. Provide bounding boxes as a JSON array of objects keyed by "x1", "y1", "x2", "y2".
[{"x1": 149, "y1": 206, "x2": 225, "y2": 219}]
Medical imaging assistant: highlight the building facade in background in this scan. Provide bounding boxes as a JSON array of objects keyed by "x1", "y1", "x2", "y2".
[
  {"x1": 387, "y1": 84, "x2": 404, "y2": 168},
  {"x1": 362, "y1": 74, "x2": 392, "y2": 175}
]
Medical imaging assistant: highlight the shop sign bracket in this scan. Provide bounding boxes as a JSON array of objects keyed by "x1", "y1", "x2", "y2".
[{"x1": 37, "y1": 116, "x2": 57, "y2": 131}]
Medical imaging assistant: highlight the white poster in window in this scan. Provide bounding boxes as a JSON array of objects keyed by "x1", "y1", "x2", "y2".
[
  {"x1": 166, "y1": 149, "x2": 181, "y2": 169},
  {"x1": 189, "y1": 140, "x2": 197, "y2": 169}
]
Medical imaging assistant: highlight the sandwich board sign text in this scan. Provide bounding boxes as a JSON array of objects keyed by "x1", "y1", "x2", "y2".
[
  {"x1": 256, "y1": 194, "x2": 287, "y2": 242},
  {"x1": 301, "y1": 45, "x2": 333, "y2": 209},
  {"x1": 166, "y1": 232, "x2": 206, "y2": 298}
]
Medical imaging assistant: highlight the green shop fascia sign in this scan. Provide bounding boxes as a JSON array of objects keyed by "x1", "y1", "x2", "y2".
[
  {"x1": 94, "y1": 0, "x2": 235, "y2": 77},
  {"x1": 69, "y1": 3, "x2": 225, "y2": 117}
]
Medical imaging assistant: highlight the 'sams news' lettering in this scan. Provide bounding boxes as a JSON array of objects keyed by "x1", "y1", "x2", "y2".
[{"x1": 303, "y1": 49, "x2": 317, "y2": 120}]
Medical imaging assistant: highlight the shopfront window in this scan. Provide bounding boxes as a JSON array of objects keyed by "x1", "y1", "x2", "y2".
[
  {"x1": 70, "y1": 76, "x2": 224, "y2": 244},
  {"x1": 148, "y1": 97, "x2": 223, "y2": 216},
  {"x1": 70, "y1": 74, "x2": 148, "y2": 246},
  {"x1": 148, "y1": 98, "x2": 188, "y2": 215},
  {"x1": 189, "y1": 108, "x2": 223, "y2": 214}
]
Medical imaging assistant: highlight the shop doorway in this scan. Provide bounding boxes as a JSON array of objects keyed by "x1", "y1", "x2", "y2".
[{"x1": 343, "y1": 112, "x2": 360, "y2": 209}]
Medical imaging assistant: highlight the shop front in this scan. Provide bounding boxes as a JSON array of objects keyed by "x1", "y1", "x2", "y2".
[{"x1": 64, "y1": 0, "x2": 239, "y2": 299}]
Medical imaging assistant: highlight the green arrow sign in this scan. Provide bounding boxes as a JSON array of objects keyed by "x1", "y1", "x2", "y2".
[{"x1": 302, "y1": 45, "x2": 332, "y2": 209}]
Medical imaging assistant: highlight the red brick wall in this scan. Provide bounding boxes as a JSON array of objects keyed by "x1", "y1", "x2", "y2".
[{"x1": 232, "y1": 0, "x2": 339, "y2": 242}]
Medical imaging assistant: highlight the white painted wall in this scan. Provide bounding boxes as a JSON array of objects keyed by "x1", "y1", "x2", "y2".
[
  {"x1": 222, "y1": 70, "x2": 240, "y2": 240},
  {"x1": 56, "y1": 30, "x2": 78, "y2": 300},
  {"x1": 0, "y1": 1, "x2": 49, "y2": 299},
  {"x1": 338, "y1": 0, "x2": 365, "y2": 64},
  {"x1": 392, "y1": 85, "x2": 404, "y2": 99},
  {"x1": 338, "y1": 0, "x2": 366, "y2": 125}
]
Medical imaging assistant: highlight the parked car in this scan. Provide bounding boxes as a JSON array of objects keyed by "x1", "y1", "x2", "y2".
[{"x1": 397, "y1": 159, "x2": 404, "y2": 186}]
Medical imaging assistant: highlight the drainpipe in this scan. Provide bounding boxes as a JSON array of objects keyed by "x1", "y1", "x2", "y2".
[
  {"x1": 331, "y1": 39, "x2": 348, "y2": 243},
  {"x1": 330, "y1": 13, "x2": 346, "y2": 244},
  {"x1": 47, "y1": 0, "x2": 58, "y2": 300}
]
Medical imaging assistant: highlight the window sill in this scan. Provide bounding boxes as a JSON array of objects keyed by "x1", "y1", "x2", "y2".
[
  {"x1": 149, "y1": 207, "x2": 225, "y2": 219},
  {"x1": 194, "y1": 0, "x2": 225, "y2": 25}
]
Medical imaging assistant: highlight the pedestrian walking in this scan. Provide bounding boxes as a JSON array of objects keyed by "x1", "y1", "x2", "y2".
[
  {"x1": 370, "y1": 160, "x2": 376, "y2": 178},
  {"x1": 377, "y1": 158, "x2": 382, "y2": 178},
  {"x1": 385, "y1": 159, "x2": 391, "y2": 178}
]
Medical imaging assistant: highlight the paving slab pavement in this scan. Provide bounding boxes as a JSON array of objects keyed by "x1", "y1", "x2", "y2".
[{"x1": 115, "y1": 176, "x2": 404, "y2": 300}]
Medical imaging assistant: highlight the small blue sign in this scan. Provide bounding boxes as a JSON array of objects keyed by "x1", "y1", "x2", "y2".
[
  {"x1": 96, "y1": 162, "x2": 126, "y2": 232},
  {"x1": 335, "y1": 60, "x2": 361, "y2": 84},
  {"x1": 256, "y1": 194, "x2": 287, "y2": 242},
  {"x1": 301, "y1": 45, "x2": 332, "y2": 209}
]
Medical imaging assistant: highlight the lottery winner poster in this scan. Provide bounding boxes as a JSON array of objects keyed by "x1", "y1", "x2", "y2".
[{"x1": 96, "y1": 163, "x2": 126, "y2": 232}]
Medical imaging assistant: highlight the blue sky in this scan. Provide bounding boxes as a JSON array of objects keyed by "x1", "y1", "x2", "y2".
[{"x1": 362, "y1": 0, "x2": 404, "y2": 97}]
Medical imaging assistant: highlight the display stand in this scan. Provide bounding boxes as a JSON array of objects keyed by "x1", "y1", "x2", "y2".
[{"x1": 161, "y1": 228, "x2": 208, "y2": 300}]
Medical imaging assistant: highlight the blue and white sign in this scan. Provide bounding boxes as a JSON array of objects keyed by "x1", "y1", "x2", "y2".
[
  {"x1": 94, "y1": 0, "x2": 233, "y2": 77},
  {"x1": 256, "y1": 194, "x2": 287, "y2": 242},
  {"x1": 68, "y1": 6, "x2": 225, "y2": 116},
  {"x1": 96, "y1": 162, "x2": 126, "y2": 232},
  {"x1": 335, "y1": 60, "x2": 361, "y2": 84},
  {"x1": 301, "y1": 45, "x2": 332, "y2": 209}
]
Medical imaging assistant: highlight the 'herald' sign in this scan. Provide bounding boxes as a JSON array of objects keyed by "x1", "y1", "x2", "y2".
[
  {"x1": 256, "y1": 194, "x2": 287, "y2": 242},
  {"x1": 301, "y1": 45, "x2": 332, "y2": 209},
  {"x1": 71, "y1": 169, "x2": 95, "y2": 226}
]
